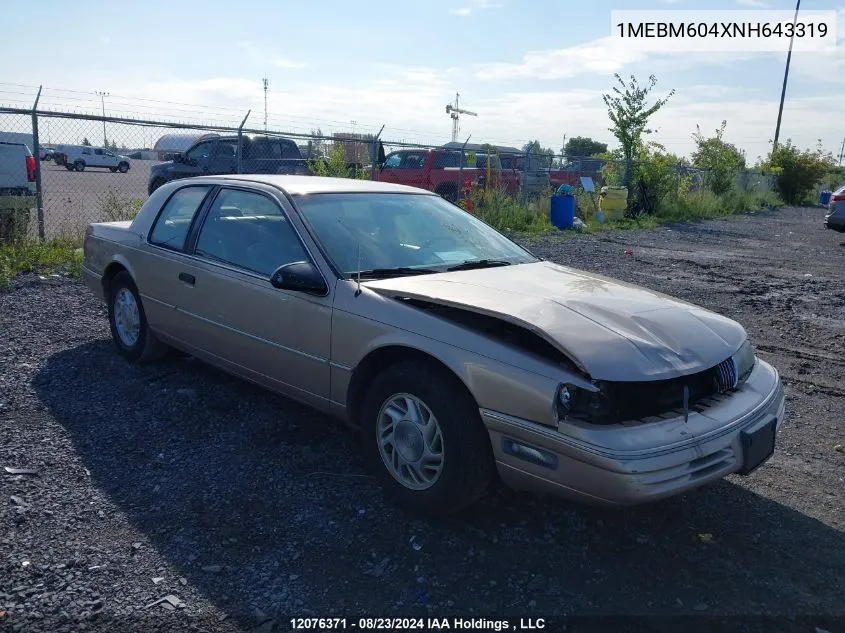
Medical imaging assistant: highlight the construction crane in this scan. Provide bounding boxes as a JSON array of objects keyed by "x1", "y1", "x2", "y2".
[{"x1": 445, "y1": 92, "x2": 477, "y2": 142}]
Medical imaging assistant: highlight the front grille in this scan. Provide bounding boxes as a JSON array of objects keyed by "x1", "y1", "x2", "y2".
[
  {"x1": 591, "y1": 357, "x2": 738, "y2": 424},
  {"x1": 715, "y1": 357, "x2": 737, "y2": 392}
]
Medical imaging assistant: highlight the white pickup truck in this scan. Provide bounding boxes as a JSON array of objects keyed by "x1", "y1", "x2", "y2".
[
  {"x1": 0, "y1": 141, "x2": 37, "y2": 196},
  {"x1": 60, "y1": 146, "x2": 131, "y2": 173}
]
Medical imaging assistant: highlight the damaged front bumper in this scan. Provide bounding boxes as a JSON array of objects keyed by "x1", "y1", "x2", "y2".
[{"x1": 480, "y1": 358, "x2": 785, "y2": 506}]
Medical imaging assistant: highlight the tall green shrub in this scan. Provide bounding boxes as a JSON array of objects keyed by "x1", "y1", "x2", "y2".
[{"x1": 760, "y1": 140, "x2": 834, "y2": 204}]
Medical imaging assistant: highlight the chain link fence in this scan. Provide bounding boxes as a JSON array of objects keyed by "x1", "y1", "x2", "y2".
[{"x1": 0, "y1": 106, "x2": 776, "y2": 241}]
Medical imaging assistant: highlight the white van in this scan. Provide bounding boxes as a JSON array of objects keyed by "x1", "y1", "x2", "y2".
[{"x1": 0, "y1": 141, "x2": 37, "y2": 196}]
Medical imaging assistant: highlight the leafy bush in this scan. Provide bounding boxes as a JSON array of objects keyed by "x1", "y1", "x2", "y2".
[
  {"x1": 760, "y1": 140, "x2": 835, "y2": 204},
  {"x1": 0, "y1": 196, "x2": 34, "y2": 243},
  {"x1": 692, "y1": 121, "x2": 746, "y2": 196},
  {"x1": 101, "y1": 189, "x2": 143, "y2": 222},
  {"x1": 466, "y1": 187, "x2": 552, "y2": 233},
  {"x1": 308, "y1": 143, "x2": 369, "y2": 180}
]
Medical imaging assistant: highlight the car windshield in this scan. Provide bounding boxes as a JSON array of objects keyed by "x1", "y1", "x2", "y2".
[{"x1": 294, "y1": 192, "x2": 537, "y2": 277}]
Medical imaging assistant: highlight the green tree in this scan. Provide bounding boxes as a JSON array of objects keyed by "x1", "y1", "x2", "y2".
[
  {"x1": 522, "y1": 140, "x2": 555, "y2": 169},
  {"x1": 761, "y1": 140, "x2": 835, "y2": 204},
  {"x1": 307, "y1": 127, "x2": 327, "y2": 159},
  {"x1": 563, "y1": 136, "x2": 607, "y2": 158},
  {"x1": 691, "y1": 121, "x2": 746, "y2": 196},
  {"x1": 602, "y1": 73, "x2": 674, "y2": 187},
  {"x1": 308, "y1": 142, "x2": 367, "y2": 180},
  {"x1": 81, "y1": 137, "x2": 91, "y2": 146}
]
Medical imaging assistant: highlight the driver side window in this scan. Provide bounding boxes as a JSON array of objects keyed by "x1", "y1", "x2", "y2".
[
  {"x1": 383, "y1": 153, "x2": 402, "y2": 169},
  {"x1": 195, "y1": 188, "x2": 309, "y2": 276},
  {"x1": 186, "y1": 141, "x2": 214, "y2": 161}
]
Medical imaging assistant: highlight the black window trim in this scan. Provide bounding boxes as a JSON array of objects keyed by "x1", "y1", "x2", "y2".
[
  {"x1": 186, "y1": 184, "x2": 329, "y2": 292},
  {"x1": 147, "y1": 183, "x2": 217, "y2": 253}
]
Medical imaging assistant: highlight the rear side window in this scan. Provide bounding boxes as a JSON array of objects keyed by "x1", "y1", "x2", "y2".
[
  {"x1": 246, "y1": 139, "x2": 302, "y2": 160},
  {"x1": 149, "y1": 186, "x2": 211, "y2": 251}
]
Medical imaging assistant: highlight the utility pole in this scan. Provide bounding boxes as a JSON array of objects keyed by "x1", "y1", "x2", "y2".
[
  {"x1": 839, "y1": 136, "x2": 845, "y2": 167},
  {"x1": 351, "y1": 120, "x2": 358, "y2": 164},
  {"x1": 95, "y1": 91, "x2": 109, "y2": 146},
  {"x1": 262, "y1": 78, "x2": 268, "y2": 131},
  {"x1": 772, "y1": 0, "x2": 800, "y2": 152}
]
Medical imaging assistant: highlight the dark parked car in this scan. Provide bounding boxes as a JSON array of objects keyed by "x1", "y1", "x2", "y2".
[{"x1": 148, "y1": 135, "x2": 311, "y2": 195}]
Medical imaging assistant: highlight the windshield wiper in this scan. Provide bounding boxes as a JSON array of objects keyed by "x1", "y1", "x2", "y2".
[
  {"x1": 353, "y1": 267, "x2": 442, "y2": 279},
  {"x1": 446, "y1": 259, "x2": 512, "y2": 271}
]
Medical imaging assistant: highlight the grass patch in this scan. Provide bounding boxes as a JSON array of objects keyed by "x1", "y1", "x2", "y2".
[
  {"x1": 465, "y1": 188, "x2": 553, "y2": 233},
  {"x1": 0, "y1": 238, "x2": 83, "y2": 289}
]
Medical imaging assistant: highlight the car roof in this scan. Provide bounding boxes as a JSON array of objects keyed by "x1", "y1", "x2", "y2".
[{"x1": 188, "y1": 174, "x2": 436, "y2": 196}]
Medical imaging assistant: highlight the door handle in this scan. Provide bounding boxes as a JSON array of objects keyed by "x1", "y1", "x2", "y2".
[{"x1": 178, "y1": 272, "x2": 195, "y2": 286}]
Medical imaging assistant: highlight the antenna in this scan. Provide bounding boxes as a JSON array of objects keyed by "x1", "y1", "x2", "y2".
[
  {"x1": 262, "y1": 77, "x2": 269, "y2": 131},
  {"x1": 445, "y1": 92, "x2": 478, "y2": 143}
]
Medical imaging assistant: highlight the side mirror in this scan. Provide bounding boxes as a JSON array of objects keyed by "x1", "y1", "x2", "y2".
[{"x1": 269, "y1": 261, "x2": 328, "y2": 295}]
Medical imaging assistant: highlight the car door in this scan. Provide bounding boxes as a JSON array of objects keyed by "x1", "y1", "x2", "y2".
[
  {"x1": 92, "y1": 148, "x2": 106, "y2": 168},
  {"x1": 175, "y1": 140, "x2": 215, "y2": 179},
  {"x1": 131, "y1": 184, "x2": 216, "y2": 339},
  {"x1": 376, "y1": 151, "x2": 404, "y2": 184},
  {"x1": 398, "y1": 151, "x2": 429, "y2": 188},
  {"x1": 103, "y1": 150, "x2": 119, "y2": 168},
  {"x1": 210, "y1": 139, "x2": 238, "y2": 175},
  {"x1": 173, "y1": 186, "x2": 333, "y2": 406}
]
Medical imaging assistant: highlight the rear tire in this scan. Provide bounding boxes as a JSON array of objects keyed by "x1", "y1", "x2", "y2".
[
  {"x1": 107, "y1": 271, "x2": 169, "y2": 363},
  {"x1": 74, "y1": 161, "x2": 85, "y2": 172},
  {"x1": 359, "y1": 360, "x2": 494, "y2": 515}
]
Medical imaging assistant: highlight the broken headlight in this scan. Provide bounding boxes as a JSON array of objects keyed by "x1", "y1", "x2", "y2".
[
  {"x1": 732, "y1": 340, "x2": 756, "y2": 386},
  {"x1": 554, "y1": 383, "x2": 616, "y2": 425}
]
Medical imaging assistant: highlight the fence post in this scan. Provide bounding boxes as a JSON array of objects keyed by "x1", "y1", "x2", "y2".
[
  {"x1": 31, "y1": 86, "x2": 45, "y2": 240},
  {"x1": 370, "y1": 125, "x2": 385, "y2": 181},
  {"x1": 458, "y1": 136, "x2": 471, "y2": 202},
  {"x1": 237, "y1": 110, "x2": 251, "y2": 174}
]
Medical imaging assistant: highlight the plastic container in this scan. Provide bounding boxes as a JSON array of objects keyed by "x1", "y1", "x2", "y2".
[
  {"x1": 819, "y1": 190, "x2": 832, "y2": 206},
  {"x1": 600, "y1": 186, "x2": 628, "y2": 216},
  {"x1": 550, "y1": 194, "x2": 576, "y2": 229}
]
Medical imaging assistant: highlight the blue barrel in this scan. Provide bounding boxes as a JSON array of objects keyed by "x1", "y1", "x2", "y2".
[
  {"x1": 820, "y1": 190, "x2": 832, "y2": 205},
  {"x1": 550, "y1": 194, "x2": 576, "y2": 229}
]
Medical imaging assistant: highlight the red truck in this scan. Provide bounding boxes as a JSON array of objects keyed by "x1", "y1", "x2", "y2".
[
  {"x1": 547, "y1": 158, "x2": 606, "y2": 190},
  {"x1": 375, "y1": 148, "x2": 520, "y2": 201}
]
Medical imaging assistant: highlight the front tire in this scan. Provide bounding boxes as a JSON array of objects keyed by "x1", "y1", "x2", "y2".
[
  {"x1": 74, "y1": 161, "x2": 85, "y2": 172},
  {"x1": 118, "y1": 162, "x2": 129, "y2": 173},
  {"x1": 360, "y1": 361, "x2": 494, "y2": 515},
  {"x1": 107, "y1": 271, "x2": 169, "y2": 363}
]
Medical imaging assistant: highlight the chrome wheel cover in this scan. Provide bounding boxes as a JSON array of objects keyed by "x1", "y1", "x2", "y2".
[
  {"x1": 376, "y1": 393, "x2": 445, "y2": 491},
  {"x1": 113, "y1": 288, "x2": 141, "y2": 347}
]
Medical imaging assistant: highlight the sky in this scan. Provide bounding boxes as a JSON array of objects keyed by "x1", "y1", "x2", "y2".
[{"x1": 1, "y1": 0, "x2": 843, "y2": 162}]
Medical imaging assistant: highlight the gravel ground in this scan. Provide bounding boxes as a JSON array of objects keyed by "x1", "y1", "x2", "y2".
[{"x1": 1, "y1": 206, "x2": 844, "y2": 633}]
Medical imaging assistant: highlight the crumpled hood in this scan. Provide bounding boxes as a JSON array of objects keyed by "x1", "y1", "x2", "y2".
[{"x1": 363, "y1": 261, "x2": 746, "y2": 381}]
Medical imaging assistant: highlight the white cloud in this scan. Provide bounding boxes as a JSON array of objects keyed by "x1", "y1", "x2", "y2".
[
  {"x1": 100, "y1": 36, "x2": 110, "y2": 44},
  {"x1": 273, "y1": 58, "x2": 306, "y2": 69},
  {"x1": 449, "y1": 0, "x2": 503, "y2": 17},
  {"x1": 736, "y1": 0, "x2": 770, "y2": 7},
  {"x1": 237, "y1": 41, "x2": 306, "y2": 70},
  {"x1": 475, "y1": 37, "x2": 649, "y2": 80}
]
